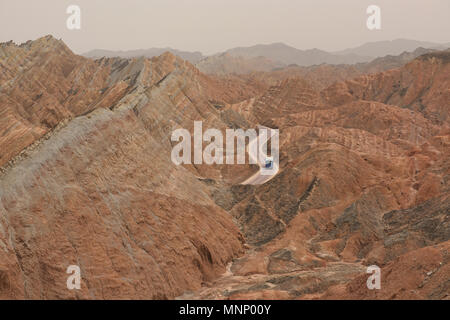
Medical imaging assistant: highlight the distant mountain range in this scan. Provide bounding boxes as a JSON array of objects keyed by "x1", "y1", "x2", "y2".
[
  {"x1": 196, "y1": 52, "x2": 284, "y2": 75},
  {"x1": 333, "y1": 38, "x2": 450, "y2": 57},
  {"x1": 83, "y1": 39, "x2": 450, "y2": 67},
  {"x1": 223, "y1": 42, "x2": 372, "y2": 66},
  {"x1": 221, "y1": 39, "x2": 449, "y2": 67}
]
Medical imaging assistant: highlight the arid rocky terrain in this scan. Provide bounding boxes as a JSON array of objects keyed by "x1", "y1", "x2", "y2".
[{"x1": 0, "y1": 35, "x2": 448, "y2": 300}]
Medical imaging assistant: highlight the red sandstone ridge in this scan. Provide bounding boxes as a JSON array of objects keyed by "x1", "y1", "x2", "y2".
[
  {"x1": 0, "y1": 36, "x2": 249, "y2": 299},
  {"x1": 0, "y1": 36, "x2": 449, "y2": 300}
]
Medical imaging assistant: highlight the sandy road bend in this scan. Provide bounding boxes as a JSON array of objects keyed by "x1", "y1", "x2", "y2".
[{"x1": 241, "y1": 126, "x2": 279, "y2": 185}]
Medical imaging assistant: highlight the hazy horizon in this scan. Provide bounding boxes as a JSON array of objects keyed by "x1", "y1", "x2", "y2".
[
  {"x1": 83, "y1": 37, "x2": 450, "y2": 55},
  {"x1": 1, "y1": 0, "x2": 449, "y2": 55}
]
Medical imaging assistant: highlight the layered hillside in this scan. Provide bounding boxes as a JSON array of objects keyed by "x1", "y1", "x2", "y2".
[
  {"x1": 185, "y1": 53, "x2": 450, "y2": 300},
  {"x1": 0, "y1": 36, "x2": 257, "y2": 299},
  {"x1": 203, "y1": 48, "x2": 440, "y2": 92},
  {"x1": 323, "y1": 50, "x2": 450, "y2": 125}
]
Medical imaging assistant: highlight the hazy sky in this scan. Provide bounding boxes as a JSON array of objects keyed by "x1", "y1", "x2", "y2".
[{"x1": 1, "y1": 0, "x2": 449, "y2": 54}]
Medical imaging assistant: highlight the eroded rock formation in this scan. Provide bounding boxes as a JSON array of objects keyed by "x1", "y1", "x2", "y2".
[{"x1": 0, "y1": 36, "x2": 448, "y2": 300}]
